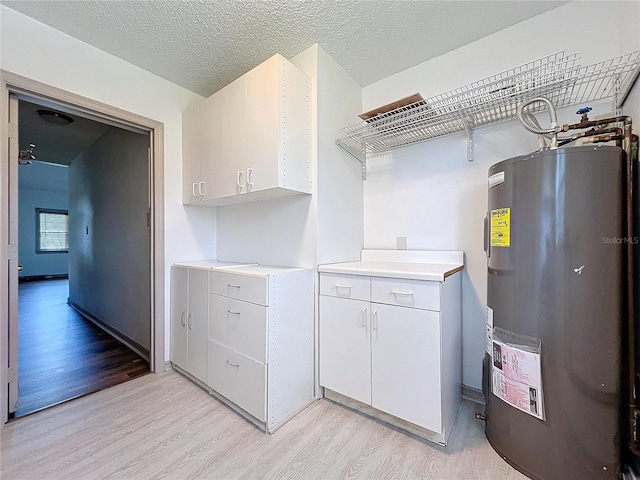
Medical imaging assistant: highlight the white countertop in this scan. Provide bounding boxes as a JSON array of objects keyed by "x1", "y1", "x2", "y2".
[
  {"x1": 173, "y1": 261, "x2": 309, "y2": 276},
  {"x1": 318, "y1": 250, "x2": 464, "y2": 282},
  {"x1": 172, "y1": 260, "x2": 256, "y2": 269},
  {"x1": 214, "y1": 264, "x2": 310, "y2": 276}
]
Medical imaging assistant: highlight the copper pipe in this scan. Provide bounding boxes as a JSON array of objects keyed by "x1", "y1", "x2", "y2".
[
  {"x1": 576, "y1": 134, "x2": 624, "y2": 144},
  {"x1": 562, "y1": 115, "x2": 633, "y2": 132},
  {"x1": 622, "y1": 117, "x2": 637, "y2": 454}
]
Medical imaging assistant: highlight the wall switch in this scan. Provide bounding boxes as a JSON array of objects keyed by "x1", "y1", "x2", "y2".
[{"x1": 396, "y1": 236, "x2": 407, "y2": 250}]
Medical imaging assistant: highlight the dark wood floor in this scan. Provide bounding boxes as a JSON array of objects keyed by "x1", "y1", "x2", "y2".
[{"x1": 14, "y1": 278, "x2": 149, "y2": 417}]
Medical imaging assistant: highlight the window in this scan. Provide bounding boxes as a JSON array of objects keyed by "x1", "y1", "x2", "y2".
[{"x1": 36, "y1": 208, "x2": 69, "y2": 253}]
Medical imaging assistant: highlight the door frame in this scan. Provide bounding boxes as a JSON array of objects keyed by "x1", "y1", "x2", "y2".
[{"x1": 1, "y1": 70, "x2": 166, "y2": 426}]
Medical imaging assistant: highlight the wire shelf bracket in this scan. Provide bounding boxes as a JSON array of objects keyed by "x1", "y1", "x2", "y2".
[
  {"x1": 459, "y1": 114, "x2": 473, "y2": 162},
  {"x1": 337, "y1": 50, "x2": 640, "y2": 178}
]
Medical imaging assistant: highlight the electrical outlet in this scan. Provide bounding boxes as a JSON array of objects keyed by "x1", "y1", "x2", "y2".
[{"x1": 396, "y1": 236, "x2": 407, "y2": 250}]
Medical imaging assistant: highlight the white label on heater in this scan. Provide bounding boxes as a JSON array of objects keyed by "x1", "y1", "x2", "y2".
[
  {"x1": 491, "y1": 337, "x2": 544, "y2": 421},
  {"x1": 488, "y1": 171, "x2": 505, "y2": 189},
  {"x1": 486, "y1": 307, "x2": 494, "y2": 354}
]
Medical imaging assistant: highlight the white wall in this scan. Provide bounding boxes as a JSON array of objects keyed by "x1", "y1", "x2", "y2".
[
  {"x1": 362, "y1": 0, "x2": 640, "y2": 389},
  {"x1": 18, "y1": 161, "x2": 69, "y2": 277},
  {"x1": 1, "y1": 5, "x2": 213, "y2": 362},
  {"x1": 315, "y1": 46, "x2": 364, "y2": 265},
  {"x1": 69, "y1": 127, "x2": 151, "y2": 352}
]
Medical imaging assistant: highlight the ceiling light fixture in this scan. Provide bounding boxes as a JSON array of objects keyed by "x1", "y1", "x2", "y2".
[{"x1": 37, "y1": 109, "x2": 74, "y2": 126}]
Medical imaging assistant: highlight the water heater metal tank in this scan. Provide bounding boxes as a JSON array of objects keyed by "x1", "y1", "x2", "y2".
[{"x1": 484, "y1": 145, "x2": 624, "y2": 479}]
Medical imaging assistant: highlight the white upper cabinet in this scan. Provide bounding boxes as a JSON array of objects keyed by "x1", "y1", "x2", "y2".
[
  {"x1": 182, "y1": 102, "x2": 202, "y2": 204},
  {"x1": 182, "y1": 53, "x2": 311, "y2": 207},
  {"x1": 200, "y1": 92, "x2": 223, "y2": 201}
]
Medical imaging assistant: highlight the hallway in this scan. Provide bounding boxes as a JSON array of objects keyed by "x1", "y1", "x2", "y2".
[{"x1": 15, "y1": 278, "x2": 149, "y2": 417}]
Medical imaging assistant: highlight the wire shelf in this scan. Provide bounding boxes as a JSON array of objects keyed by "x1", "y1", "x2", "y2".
[{"x1": 337, "y1": 50, "x2": 640, "y2": 160}]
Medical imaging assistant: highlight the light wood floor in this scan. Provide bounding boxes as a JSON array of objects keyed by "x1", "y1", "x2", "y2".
[{"x1": 1, "y1": 370, "x2": 526, "y2": 480}]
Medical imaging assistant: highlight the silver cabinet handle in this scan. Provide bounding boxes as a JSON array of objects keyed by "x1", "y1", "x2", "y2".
[
  {"x1": 335, "y1": 283, "x2": 351, "y2": 289},
  {"x1": 392, "y1": 290, "x2": 413, "y2": 296},
  {"x1": 187, "y1": 314, "x2": 192, "y2": 330},
  {"x1": 227, "y1": 309, "x2": 241, "y2": 315},
  {"x1": 246, "y1": 168, "x2": 254, "y2": 190},
  {"x1": 226, "y1": 360, "x2": 240, "y2": 368},
  {"x1": 198, "y1": 181, "x2": 205, "y2": 196},
  {"x1": 372, "y1": 310, "x2": 378, "y2": 331},
  {"x1": 362, "y1": 308, "x2": 368, "y2": 328},
  {"x1": 180, "y1": 312, "x2": 186, "y2": 327},
  {"x1": 236, "y1": 170, "x2": 244, "y2": 193},
  {"x1": 192, "y1": 182, "x2": 198, "y2": 198},
  {"x1": 228, "y1": 284, "x2": 241, "y2": 289}
]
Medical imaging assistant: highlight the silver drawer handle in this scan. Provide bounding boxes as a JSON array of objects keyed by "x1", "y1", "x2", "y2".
[
  {"x1": 226, "y1": 360, "x2": 240, "y2": 368},
  {"x1": 228, "y1": 284, "x2": 241, "y2": 288},
  {"x1": 392, "y1": 290, "x2": 413, "y2": 296},
  {"x1": 227, "y1": 309, "x2": 241, "y2": 315},
  {"x1": 335, "y1": 283, "x2": 351, "y2": 290}
]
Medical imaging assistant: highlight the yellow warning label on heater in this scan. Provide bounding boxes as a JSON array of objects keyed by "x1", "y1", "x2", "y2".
[{"x1": 491, "y1": 208, "x2": 510, "y2": 247}]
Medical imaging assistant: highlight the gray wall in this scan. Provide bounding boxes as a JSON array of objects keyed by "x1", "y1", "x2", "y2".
[
  {"x1": 69, "y1": 127, "x2": 151, "y2": 352},
  {"x1": 18, "y1": 161, "x2": 69, "y2": 278}
]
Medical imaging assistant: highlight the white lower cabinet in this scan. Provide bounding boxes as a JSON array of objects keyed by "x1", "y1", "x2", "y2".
[
  {"x1": 318, "y1": 295, "x2": 371, "y2": 405},
  {"x1": 319, "y1": 270, "x2": 461, "y2": 445},
  {"x1": 170, "y1": 265, "x2": 209, "y2": 383},
  {"x1": 207, "y1": 265, "x2": 314, "y2": 432},
  {"x1": 371, "y1": 303, "x2": 442, "y2": 434}
]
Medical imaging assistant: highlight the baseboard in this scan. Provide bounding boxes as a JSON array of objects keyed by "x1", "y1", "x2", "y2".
[
  {"x1": 164, "y1": 361, "x2": 173, "y2": 372},
  {"x1": 19, "y1": 274, "x2": 69, "y2": 282},
  {"x1": 67, "y1": 300, "x2": 150, "y2": 362},
  {"x1": 324, "y1": 388, "x2": 446, "y2": 445},
  {"x1": 462, "y1": 384, "x2": 485, "y2": 405}
]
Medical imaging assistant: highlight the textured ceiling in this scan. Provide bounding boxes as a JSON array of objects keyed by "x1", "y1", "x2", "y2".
[
  {"x1": 19, "y1": 100, "x2": 111, "y2": 167},
  {"x1": 2, "y1": 0, "x2": 569, "y2": 97}
]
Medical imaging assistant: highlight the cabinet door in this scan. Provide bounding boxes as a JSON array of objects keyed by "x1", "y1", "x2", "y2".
[
  {"x1": 319, "y1": 295, "x2": 371, "y2": 405},
  {"x1": 170, "y1": 266, "x2": 189, "y2": 370},
  {"x1": 244, "y1": 55, "x2": 280, "y2": 193},
  {"x1": 182, "y1": 102, "x2": 201, "y2": 204},
  {"x1": 187, "y1": 268, "x2": 209, "y2": 383},
  {"x1": 218, "y1": 77, "x2": 246, "y2": 199},
  {"x1": 199, "y1": 93, "x2": 222, "y2": 201},
  {"x1": 371, "y1": 303, "x2": 442, "y2": 433}
]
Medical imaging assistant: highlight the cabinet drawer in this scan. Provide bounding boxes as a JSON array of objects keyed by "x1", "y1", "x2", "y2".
[
  {"x1": 371, "y1": 277, "x2": 441, "y2": 311},
  {"x1": 208, "y1": 341, "x2": 267, "y2": 422},
  {"x1": 209, "y1": 294, "x2": 267, "y2": 363},
  {"x1": 319, "y1": 273, "x2": 369, "y2": 301},
  {"x1": 210, "y1": 271, "x2": 268, "y2": 306}
]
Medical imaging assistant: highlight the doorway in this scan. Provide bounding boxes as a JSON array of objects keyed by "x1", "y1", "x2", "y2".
[
  {"x1": 13, "y1": 98, "x2": 151, "y2": 417},
  {"x1": 1, "y1": 71, "x2": 166, "y2": 426}
]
